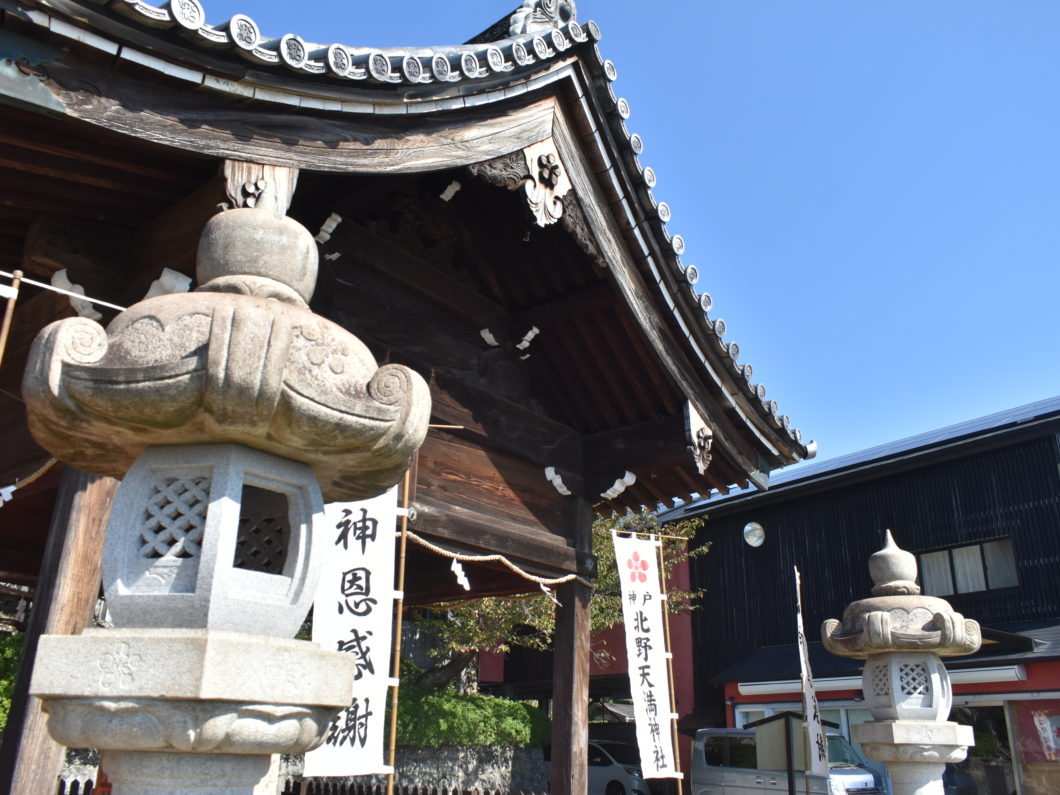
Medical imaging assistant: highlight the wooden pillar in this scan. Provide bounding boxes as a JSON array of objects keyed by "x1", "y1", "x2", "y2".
[
  {"x1": 0, "y1": 468, "x2": 118, "y2": 795},
  {"x1": 550, "y1": 497, "x2": 593, "y2": 795}
]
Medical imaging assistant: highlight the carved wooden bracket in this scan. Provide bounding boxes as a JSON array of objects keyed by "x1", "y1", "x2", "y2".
[
  {"x1": 686, "y1": 402, "x2": 714, "y2": 475},
  {"x1": 468, "y1": 142, "x2": 606, "y2": 267},
  {"x1": 469, "y1": 141, "x2": 569, "y2": 228},
  {"x1": 222, "y1": 161, "x2": 299, "y2": 215}
]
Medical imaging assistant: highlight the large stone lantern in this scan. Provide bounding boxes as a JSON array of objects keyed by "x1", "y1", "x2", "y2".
[
  {"x1": 22, "y1": 172, "x2": 430, "y2": 794},
  {"x1": 822, "y1": 532, "x2": 981, "y2": 795}
]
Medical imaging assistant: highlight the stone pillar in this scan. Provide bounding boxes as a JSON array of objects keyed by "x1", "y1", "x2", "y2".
[
  {"x1": 21, "y1": 170, "x2": 430, "y2": 794},
  {"x1": 822, "y1": 531, "x2": 981, "y2": 795}
]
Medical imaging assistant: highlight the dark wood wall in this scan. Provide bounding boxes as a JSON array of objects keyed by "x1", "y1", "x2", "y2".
[{"x1": 688, "y1": 428, "x2": 1060, "y2": 713}]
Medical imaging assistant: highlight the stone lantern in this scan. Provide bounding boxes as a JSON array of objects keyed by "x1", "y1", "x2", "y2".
[
  {"x1": 822, "y1": 531, "x2": 981, "y2": 795},
  {"x1": 22, "y1": 173, "x2": 430, "y2": 794}
]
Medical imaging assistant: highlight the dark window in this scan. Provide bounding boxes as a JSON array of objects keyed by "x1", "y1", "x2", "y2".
[
  {"x1": 919, "y1": 538, "x2": 1018, "y2": 596},
  {"x1": 704, "y1": 737, "x2": 726, "y2": 767},
  {"x1": 729, "y1": 737, "x2": 757, "y2": 769},
  {"x1": 704, "y1": 735, "x2": 756, "y2": 768},
  {"x1": 587, "y1": 744, "x2": 610, "y2": 767}
]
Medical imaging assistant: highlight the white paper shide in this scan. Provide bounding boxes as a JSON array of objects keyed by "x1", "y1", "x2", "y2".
[
  {"x1": 613, "y1": 532, "x2": 678, "y2": 778},
  {"x1": 304, "y1": 488, "x2": 399, "y2": 777}
]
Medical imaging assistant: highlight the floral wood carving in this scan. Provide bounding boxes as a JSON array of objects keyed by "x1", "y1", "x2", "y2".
[
  {"x1": 223, "y1": 161, "x2": 298, "y2": 214},
  {"x1": 468, "y1": 141, "x2": 572, "y2": 228},
  {"x1": 521, "y1": 141, "x2": 572, "y2": 227},
  {"x1": 468, "y1": 152, "x2": 529, "y2": 192},
  {"x1": 686, "y1": 402, "x2": 714, "y2": 475}
]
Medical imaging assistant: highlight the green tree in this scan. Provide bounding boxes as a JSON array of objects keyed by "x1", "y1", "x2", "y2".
[
  {"x1": 0, "y1": 633, "x2": 23, "y2": 734},
  {"x1": 412, "y1": 510, "x2": 707, "y2": 685}
]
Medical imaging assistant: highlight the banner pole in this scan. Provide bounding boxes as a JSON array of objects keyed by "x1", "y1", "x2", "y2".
[
  {"x1": 386, "y1": 468, "x2": 412, "y2": 795},
  {"x1": 0, "y1": 270, "x2": 22, "y2": 369},
  {"x1": 654, "y1": 534, "x2": 684, "y2": 795}
]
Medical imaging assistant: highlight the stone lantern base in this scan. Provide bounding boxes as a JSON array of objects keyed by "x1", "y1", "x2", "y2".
[
  {"x1": 31, "y1": 629, "x2": 357, "y2": 794},
  {"x1": 854, "y1": 720, "x2": 974, "y2": 795}
]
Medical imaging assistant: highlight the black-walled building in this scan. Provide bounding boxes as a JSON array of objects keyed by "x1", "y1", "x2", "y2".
[{"x1": 662, "y1": 396, "x2": 1060, "y2": 795}]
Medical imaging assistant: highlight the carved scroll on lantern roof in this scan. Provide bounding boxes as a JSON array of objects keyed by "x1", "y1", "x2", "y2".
[{"x1": 22, "y1": 185, "x2": 430, "y2": 502}]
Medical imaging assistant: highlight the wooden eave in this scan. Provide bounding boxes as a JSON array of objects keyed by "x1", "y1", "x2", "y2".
[
  {"x1": 3, "y1": 0, "x2": 815, "y2": 472},
  {"x1": 0, "y1": 0, "x2": 820, "y2": 596}
]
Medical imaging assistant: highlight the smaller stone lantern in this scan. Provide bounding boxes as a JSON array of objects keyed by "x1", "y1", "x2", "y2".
[{"x1": 822, "y1": 531, "x2": 982, "y2": 795}]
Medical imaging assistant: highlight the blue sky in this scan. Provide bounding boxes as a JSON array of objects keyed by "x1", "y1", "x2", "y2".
[{"x1": 203, "y1": 1, "x2": 1060, "y2": 468}]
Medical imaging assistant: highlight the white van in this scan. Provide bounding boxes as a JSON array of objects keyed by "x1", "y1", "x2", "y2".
[{"x1": 690, "y1": 728, "x2": 884, "y2": 794}]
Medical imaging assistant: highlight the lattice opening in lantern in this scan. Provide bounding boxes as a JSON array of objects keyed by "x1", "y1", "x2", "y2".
[
  {"x1": 871, "y1": 665, "x2": 890, "y2": 697},
  {"x1": 234, "y1": 485, "x2": 291, "y2": 575},
  {"x1": 898, "y1": 662, "x2": 929, "y2": 696},
  {"x1": 140, "y1": 475, "x2": 210, "y2": 559}
]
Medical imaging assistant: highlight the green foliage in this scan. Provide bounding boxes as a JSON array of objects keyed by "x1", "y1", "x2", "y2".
[
  {"x1": 395, "y1": 684, "x2": 550, "y2": 747},
  {"x1": 414, "y1": 510, "x2": 708, "y2": 665},
  {"x1": 589, "y1": 510, "x2": 709, "y2": 654},
  {"x1": 0, "y1": 633, "x2": 24, "y2": 734}
]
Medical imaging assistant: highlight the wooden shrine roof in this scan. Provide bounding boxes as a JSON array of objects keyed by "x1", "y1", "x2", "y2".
[
  {"x1": 2, "y1": 0, "x2": 816, "y2": 466},
  {"x1": 0, "y1": 0, "x2": 818, "y2": 597}
]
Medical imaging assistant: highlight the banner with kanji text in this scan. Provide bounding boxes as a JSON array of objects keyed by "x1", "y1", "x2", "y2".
[
  {"x1": 304, "y1": 487, "x2": 399, "y2": 777},
  {"x1": 613, "y1": 531, "x2": 678, "y2": 779}
]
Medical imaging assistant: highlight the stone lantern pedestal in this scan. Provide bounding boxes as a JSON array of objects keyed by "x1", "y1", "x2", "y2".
[
  {"x1": 32, "y1": 629, "x2": 353, "y2": 794},
  {"x1": 21, "y1": 177, "x2": 430, "y2": 794},
  {"x1": 822, "y1": 532, "x2": 981, "y2": 795},
  {"x1": 29, "y1": 445, "x2": 357, "y2": 793}
]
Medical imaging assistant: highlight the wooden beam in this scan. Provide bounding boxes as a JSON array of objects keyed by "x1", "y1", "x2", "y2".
[
  {"x1": 430, "y1": 375, "x2": 581, "y2": 474},
  {"x1": 635, "y1": 472, "x2": 676, "y2": 509},
  {"x1": 545, "y1": 328, "x2": 623, "y2": 429},
  {"x1": 20, "y1": 216, "x2": 129, "y2": 282},
  {"x1": 506, "y1": 282, "x2": 613, "y2": 332},
  {"x1": 0, "y1": 144, "x2": 185, "y2": 201},
  {"x1": 549, "y1": 496, "x2": 593, "y2": 795},
  {"x1": 18, "y1": 216, "x2": 130, "y2": 313},
  {"x1": 328, "y1": 219, "x2": 504, "y2": 327},
  {"x1": 583, "y1": 412, "x2": 688, "y2": 481},
  {"x1": 531, "y1": 342, "x2": 603, "y2": 433},
  {"x1": 568, "y1": 314, "x2": 642, "y2": 421},
  {"x1": 410, "y1": 495, "x2": 585, "y2": 578},
  {"x1": 124, "y1": 174, "x2": 226, "y2": 302},
  {"x1": 23, "y1": 51, "x2": 557, "y2": 173},
  {"x1": 591, "y1": 310, "x2": 660, "y2": 419},
  {"x1": 0, "y1": 469, "x2": 119, "y2": 795},
  {"x1": 0, "y1": 124, "x2": 203, "y2": 187}
]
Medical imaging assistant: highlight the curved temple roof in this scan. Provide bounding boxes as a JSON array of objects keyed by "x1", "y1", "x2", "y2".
[{"x1": 8, "y1": 0, "x2": 816, "y2": 483}]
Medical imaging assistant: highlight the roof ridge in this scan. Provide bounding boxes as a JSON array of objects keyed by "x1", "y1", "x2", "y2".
[{"x1": 99, "y1": 0, "x2": 592, "y2": 84}]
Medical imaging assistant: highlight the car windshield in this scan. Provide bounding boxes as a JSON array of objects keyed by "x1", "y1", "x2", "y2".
[
  {"x1": 598, "y1": 743, "x2": 641, "y2": 766},
  {"x1": 827, "y1": 736, "x2": 864, "y2": 768}
]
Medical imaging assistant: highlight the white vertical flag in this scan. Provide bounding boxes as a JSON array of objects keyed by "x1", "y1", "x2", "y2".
[
  {"x1": 613, "y1": 531, "x2": 678, "y2": 778},
  {"x1": 795, "y1": 566, "x2": 829, "y2": 777},
  {"x1": 304, "y1": 487, "x2": 399, "y2": 777}
]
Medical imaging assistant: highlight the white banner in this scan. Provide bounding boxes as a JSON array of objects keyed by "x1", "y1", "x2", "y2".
[
  {"x1": 304, "y1": 488, "x2": 399, "y2": 777},
  {"x1": 795, "y1": 566, "x2": 829, "y2": 777},
  {"x1": 613, "y1": 532, "x2": 678, "y2": 779}
]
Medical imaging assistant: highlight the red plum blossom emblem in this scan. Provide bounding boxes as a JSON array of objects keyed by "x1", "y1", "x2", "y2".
[{"x1": 627, "y1": 551, "x2": 650, "y2": 584}]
